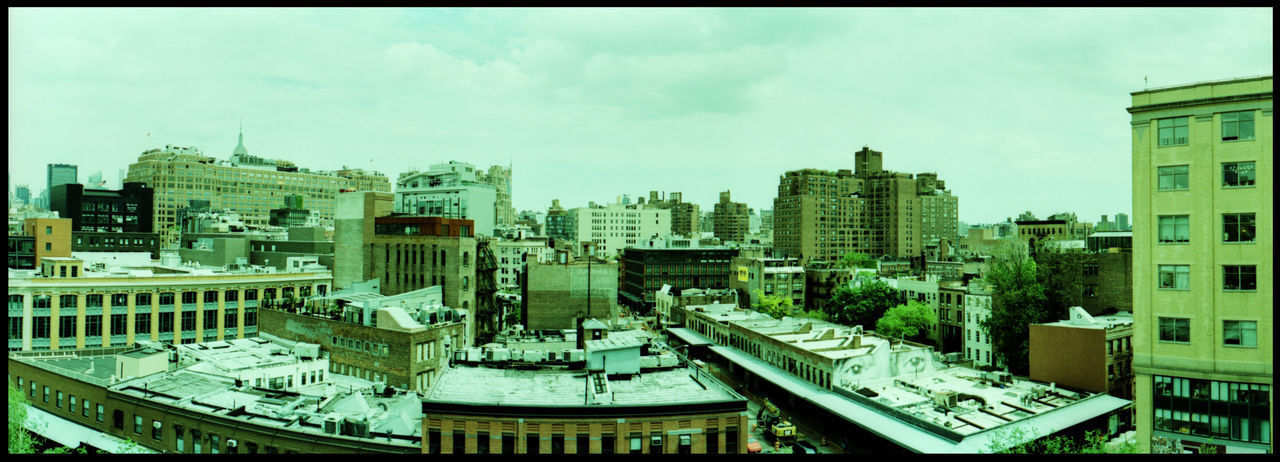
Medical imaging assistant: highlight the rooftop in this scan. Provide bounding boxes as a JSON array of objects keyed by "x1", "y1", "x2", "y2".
[{"x1": 425, "y1": 364, "x2": 740, "y2": 408}]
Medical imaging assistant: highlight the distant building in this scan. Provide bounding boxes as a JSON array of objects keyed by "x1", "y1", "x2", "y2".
[
  {"x1": 51, "y1": 182, "x2": 159, "y2": 258},
  {"x1": 573, "y1": 198, "x2": 670, "y2": 258},
  {"x1": 804, "y1": 264, "x2": 854, "y2": 310},
  {"x1": 493, "y1": 237, "x2": 553, "y2": 290},
  {"x1": 47, "y1": 163, "x2": 78, "y2": 197},
  {"x1": 1086, "y1": 231, "x2": 1132, "y2": 253},
  {"x1": 22, "y1": 217, "x2": 73, "y2": 268},
  {"x1": 937, "y1": 282, "x2": 967, "y2": 353},
  {"x1": 963, "y1": 282, "x2": 994, "y2": 367},
  {"x1": 179, "y1": 226, "x2": 333, "y2": 271},
  {"x1": 1081, "y1": 250, "x2": 1134, "y2": 315},
  {"x1": 477, "y1": 164, "x2": 515, "y2": 228},
  {"x1": 653, "y1": 286, "x2": 737, "y2": 328},
  {"x1": 395, "y1": 161, "x2": 498, "y2": 237},
  {"x1": 712, "y1": 191, "x2": 749, "y2": 244},
  {"x1": 1129, "y1": 75, "x2": 1272, "y2": 454},
  {"x1": 268, "y1": 195, "x2": 312, "y2": 228},
  {"x1": 729, "y1": 256, "x2": 804, "y2": 310},
  {"x1": 521, "y1": 253, "x2": 618, "y2": 330},
  {"x1": 15, "y1": 184, "x2": 31, "y2": 205},
  {"x1": 543, "y1": 199, "x2": 577, "y2": 242},
  {"x1": 617, "y1": 247, "x2": 737, "y2": 315},
  {"x1": 646, "y1": 191, "x2": 699, "y2": 238}
]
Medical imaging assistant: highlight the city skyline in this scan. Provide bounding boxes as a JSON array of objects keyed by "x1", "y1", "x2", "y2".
[{"x1": 8, "y1": 8, "x2": 1273, "y2": 223}]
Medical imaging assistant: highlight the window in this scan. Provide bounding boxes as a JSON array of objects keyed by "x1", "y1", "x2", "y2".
[
  {"x1": 1158, "y1": 116, "x2": 1189, "y2": 146},
  {"x1": 182, "y1": 292, "x2": 196, "y2": 304},
  {"x1": 576, "y1": 433, "x2": 588, "y2": 455},
  {"x1": 502, "y1": 433, "x2": 515, "y2": 454},
  {"x1": 69, "y1": 395, "x2": 76, "y2": 413},
  {"x1": 153, "y1": 420, "x2": 162, "y2": 440},
  {"x1": 210, "y1": 433, "x2": 219, "y2": 454},
  {"x1": 111, "y1": 313, "x2": 127, "y2": 335},
  {"x1": 159, "y1": 312, "x2": 174, "y2": 332},
  {"x1": 1157, "y1": 165, "x2": 1189, "y2": 191},
  {"x1": 135, "y1": 293, "x2": 151, "y2": 306},
  {"x1": 1158, "y1": 265, "x2": 1190, "y2": 290},
  {"x1": 1221, "y1": 111, "x2": 1254, "y2": 141},
  {"x1": 181, "y1": 311, "x2": 196, "y2": 331},
  {"x1": 1158, "y1": 215, "x2": 1190, "y2": 243},
  {"x1": 175, "y1": 424, "x2": 185, "y2": 452},
  {"x1": 650, "y1": 433, "x2": 662, "y2": 454},
  {"x1": 1223, "y1": 320, "x2": 1257, "y2": 347},
  {"x1": 725, "y1": 427, "x2": 738, "y2": 454},
  {"x1": 475, "y1": 431, "x2": 489, "y2": 454},
  {"x1": 551, "y1": 433, "x2": 565, "y2": 454},
  {"x1": 57, "y1": 391, "x2": 63, "y2": 408},
  {"x1": 159, "y1": 292, "x2": 175, "y2": 305},
  {"x1": 1222, "y1": 161, "x2": 1256, "y2": 187},
  {"x1": 60, "y1": 315, "x2": 77, "y2": 338},
  {"x1": 706, "y1": 429, "x2": 719, "y2": 454},
  {"x1": 86, "y1": 294, "x2": 103, "y2": 307},
  {"x1": 1223, "y1": 213, "x2": 1255, "y2": 243},
  {"x1": 1223, "y1": 265, "x2": 1256, "y2": 291},
  {"x1": 45, "y1": 242, "x2": 52, "y2": 251},
  {"x1": 83, "y1": 399, "x2": 90, "y2": 417},
  {"x1": 204, "y1": 291, "x2": 218, "y2": 303},
  {"x1": 427, "y1": 430, "x2": 440, "y2": 454},
  {"x1": 136, "y1": 312, "x2": 151, "y2": 335},
  {"x1": 45, "y1": 226, "x2": 52, "y2": 235},
  {"x1": 203, "y1": 309, "x2": 217, "y2": 330},
  {"x1": 1159, "y1": 317, "x2": 1191, "y2": 343},
  {"x1": 135, "y1": 415, "x2": 143, "y2": 433},
  {"x1": 97, "y1": 404, "x2": 104, "y2": 422},
  {"x1": 527, "y1": 434, "x2": 540, "y2": 454},
  {"x1": 629, "y1": 435, "x2": 643, "y2": 454},
  {"x1": 601, "y1": 433, "x2": 615, "y2": 455},
  {"x1": 112, "y1": 409, "x2": 123, "y2": 429}
]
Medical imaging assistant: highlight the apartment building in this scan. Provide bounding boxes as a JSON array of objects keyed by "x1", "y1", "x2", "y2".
[
  {"x1": 963, "y1": 282, "x2": 993, "y2": 367},
  {"x1": 712, "y1": 191, "x2": 749, "y2": 244},
  {"x1": 773, "y1": 167, "x2": 864, "y2": 263},
  {"x1": 544, "y1": 199, "x2": 577, "y2": 242},
  {"x1": 937, "y1": 282, "x2": 966, "y2": 354},
  {"x1": 395, "y1": 161, "x2": 498, "y2": 237},
  {"x1": 7, "y1": 257, "x2": 331, "y2": 352},
  {"x1": 646, "y1": 191, "x2": 700, "y2": 238},
  {"x1": 493, "y1": 237, "x2": 553, "y2": 290},
  {"x1": 124, "y1": 139, "x2": 391, "y2": 247},
  {"x1": 573, "y1": 199, "x2": 670, "y2": 258},
  {"x1": 1129, "y1": 75, "x2": 1272, "y2": 454},
  {"x1": 617, "y1": 247, "x2": 738, "y2": 315},
  {"x1": 477, "y1": 165, "x2": 515, "y2": 228}
]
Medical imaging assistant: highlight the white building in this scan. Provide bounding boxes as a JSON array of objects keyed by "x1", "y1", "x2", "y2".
[
  {"x1": 395, "y1": 161, "x2": 498, "y2": 237},
  {"x1": 964, "y1": 282, "x2": 994, "y2": 367},
  {"x1": 493, "y1": 237, "x2": 553, "y2": 290},
  {"x1": 573, "y1": 199, "x2": 670, "y2": 258}
]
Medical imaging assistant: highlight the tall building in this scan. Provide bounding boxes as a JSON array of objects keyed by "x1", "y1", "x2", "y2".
[
  {"x1": 334, "y1": 191, "x2": 478, "y2": 345},
  {"x1": 647, "y1": 191, "x2": 699, "y2": 238},
  {"x1": 47, "y1": 163, "x2": 78, "y2": 197},
  {"x1": 773, "y1": 167, "x2": 865, "y2": 263},
  {"x1": 1116, "y1": 212, "x2": 1131, "y2": 231},
  {"x1": 15, "y1": 184, "x2": 31, "y2": 205},
  {"x1": 573, "y1": 198, "x2": 670, "y2": 258},
  {"x1": 1129, "y1": 75, "x2": 1271, "y2": 454},
  {"x1": 854, "y1": 147, "x2": 959, "y2": 258},
  {"x1": 760, "y1": 209, "x2": 773, "y2": 233},
  {"x1": 477, "y1": 164, "x2": 515, "y2": 228},
  {"x1": 395, "y1": 161, "x2": 498, "y2": 237},
  {"x1": 124, "y1": 134, "x2": 391, "y2": 247},
  {"x1": 712, "y1": 191, "x2": 749, "y2": 244}
]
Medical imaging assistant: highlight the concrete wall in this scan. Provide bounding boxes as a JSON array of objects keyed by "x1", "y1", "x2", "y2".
[{"x1": 524, "y1": 260, "x2": 618, "y2": 330}]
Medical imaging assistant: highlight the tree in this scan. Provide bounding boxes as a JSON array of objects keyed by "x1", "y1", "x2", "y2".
[
  {"x1": 984, "y1": 428, "x2": 1140, "y2": 454},
  {"x1": 10, "y1": 383, "x2": 36, "y2": 454},
  {"x1": 1030, "y1": 239, "x2": 1086, "y2": 321},
  {"x1": 874, "y1": 301, "x2": 936, "y2": 342},
  {"x1": 981, "y1": 242, "x2": 1047, "y2": 375},
  {"x1": 754, "y1": 290, "x2": 793, "y2": 319},
  {"x1": 837, "y1": 251, "x2": 878, "y2": 269},
  {"x1": 824, "y1": 280, "x2": 902, "y2": 329}
]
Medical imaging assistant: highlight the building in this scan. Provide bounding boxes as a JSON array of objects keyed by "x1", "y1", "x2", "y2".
[
  {"x1": 573, "y1": 198, "x2": 670, "y2": 258},
  {"x1": 936, "y1": 282, "x2": 966, "y2": 353},
  {"x1": 260, "y1": 284, "x2": 466, "y2": 392},
  {"x1": 962, "y1": 282, "x2": 993, "y2": 367},
  {"x1": 617, "y1": 247, "x2": 737, "y2": 315},
  {"x1": 9, "y1": 233, "x2": 37, "y2": 269},
  {"x1": 665, "y1": 303, "x2": 1132, "y2": 453},
  {"x1": 477, "y1": 165, "x2": 515, "y2": 228},
  {"x1": 1087, "y1": 231, "x2": 1133, "y2": 253},
  {"x1": 268, "y1": 195, "x2": 312, "y2": 228},
  {"x1": 544, "y1": 199, "x2": 577, "y2": 243},
  {"x1": 15, "y1": 184, "x2": 31, "y2": 206},
  {"x1": 729, "y1": 256, "x2": 805, "y2": 310},
  {"x1": 653, "y1": 286, "x2": 737, "y2": 328},
  {"x1": 1129, "y1": 75, "x2": 1272, "y2": 454},
  {"x1": 493, "y1": 237, "x2": 553, "y2": 290},
  {"x1": 47, "y1": 163, "x2": 78, "y2": 197},
  {"x1": 395, "y1": 161, "x2": 498, "y2": 237},
  {"x1": 1015, "y1": 219, "x2": 1072, "y2": 244},
  {"x1": 124, "y1": 138, "x2": 391, "y2": 247},
  {"x1": 1031, "y1": 307, "x2": 1135, "y2": 402},
  {"x1": 889, "y1": 276, "x2": 941, "y2": 349},
  {"x1": 179, "y1": 226, "x2": 334, "y2": 271},
  {"x1": 333, "y1": 191, "x2": 478, "y2": 343},
  {"x1": 51, "y1": 182, "x2": 159, "y2": 258},
  {"x1": 1081, "y1": 250, "x2": 1134, "y2": 315},
  {"x1": 22, "y1": 217, "x2": 73, "y2": 268},
  {"x1": 423, "y1": 337, "x2": 750, "y2": 454},
  {"x1": 521, "y1": 254, "x2": 618, "y2": 330},
  {"x1": 7, "y1": 257, "x2": 332, "y2": 352},
  {"x1": 9, "y1": 337, "x2": 426, "y2": 454},
  {"x1": 646, "y1": 191, "x2": 700, "y2": 238},
  {"x1": 712, "y1": 191, "x2": 749, "y2": 244}
]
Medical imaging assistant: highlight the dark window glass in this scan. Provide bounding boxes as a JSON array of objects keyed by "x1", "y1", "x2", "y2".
[
  {"x1": 136, "y1": 293, "x2": 151, "y2": 306},
  {"x1": 181, "y1": 311, "x2": 196, "y2": 331},
  {"x1": 577, "y1": 433, "x2": 589, "y2": 454},
  {"x1": 477, "y1": 431, "x2": 489, "y2": 454},
  {"x1": 453, "y1": 430, "x2": 466, "y2": 454},
  {"x1": 111, "y1": 313, "x2": 127, "y2": 335},
  {"x1": 159, "y1": 293, "x2": 175, "y2": 305},
  {"x1": 181, "y1": 292, "x2": 196, "y2": 304},
  {"x1": 1159, "y1": 317, "x2": 1191, "y2": 343},
  {"x1": 204, "y1": 291, "x2": 218, "y2": 303},
  {"x1": 428, "y1": 430, "x2": 440, "y2": 455},
  {"x1": 158, "y1": 312, "x2": 174, "y2": 332},
  {"x1": 85, "y1": 314, "x2": 102, "y2": 337},
  {"x1": 1223, "y1": 265, "x2": 1257, "y2": 291},
  {"x1": 527, "y1": 434, "x2": 540, "y2": 454},
  {"x1": 86, "y1": 294, "x2": 103, "y2": 307},
  {"x1": 1222, "y1": 213, "x2": 1256, "y2": 243}
]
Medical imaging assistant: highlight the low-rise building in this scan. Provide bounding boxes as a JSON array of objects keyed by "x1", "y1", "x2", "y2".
[
  {"x1": 618, "y1": 247, "x2": 737, "y2": 315},
  {"x1": 521, "y1": 254, "x2": 618, "y2": 330},
  {"x1": 1030, "y1": 307, "x2": 1135, "y2": 401},
  {"x1": 493, "y1": 237, "x2": 553, "y2": 291},
  {"x1": 963, "y1": 282, "x2": 994, "y2": 367},
  {"x1": 653, "y1": 286, "x2": 737, "y2": 328},
  {"x1": 7, "y1": 257, "x2": 331, "y2": 352},
  {"x1": 729, "y1": 256, "x2": 805, "y2": 310},
  {"x1": 937, "y1": 282, "x2": 967, "y2": 353},
  {"x1": 9, "y1": 337, "x2": 424, "y2": 454}
]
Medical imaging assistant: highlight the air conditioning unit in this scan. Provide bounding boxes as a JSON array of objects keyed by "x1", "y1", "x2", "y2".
[
  {"x1": 226, "y1": 439, "x2": 238, "y2": 448},
  {"x1": 323, "y1": 414, "x2": 342, "y2": 435}
]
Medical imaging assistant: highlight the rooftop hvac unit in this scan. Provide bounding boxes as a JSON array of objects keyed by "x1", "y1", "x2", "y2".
[
  {"x1": 343, "y1": 417, "x2": 370, "y2": 438},
  {"x1": 226, "y1": 439, "x2": 237, "y2": 448},
  {"x1": 933, "y1": 391, "x2": 958, "y2": 408},
  {"x1": 323, "y1": 414, "x2": 342, "y2": 435}
]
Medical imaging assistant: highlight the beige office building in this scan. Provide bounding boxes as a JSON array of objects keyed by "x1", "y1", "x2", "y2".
[
  {"x1": 124, "y1": 135, "x2": 390, "y2": 247},
  {"x1": 1129, "y1": 75, "x2": 1271, "y2": 454}
]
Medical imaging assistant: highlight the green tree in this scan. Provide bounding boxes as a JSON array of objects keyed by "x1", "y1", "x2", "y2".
[
  {"x1": 10, "y1": 383, "x2": 36, "y2": 454},
  {"x1": 753, "y1": 290, "x2": 793, "y2": 319},
  {"x1": 874, "y1": 301, "x2": 936, "y2": 342},
  {"x1": 980, "y1": 242, "x2": 1047, "y2": 375},
  {"x1": 824, "y1": 280, "x2": 902, "y2": 329},
  {"x1": 1030, "y1": 239, "x2": 1086, "y2": 321},
  {"x1": 985, "y1": 428, "x2": 1140, "y2": 454},
  {"x1": 837, "y1": 251, "x2": 877, "y2": 269}
]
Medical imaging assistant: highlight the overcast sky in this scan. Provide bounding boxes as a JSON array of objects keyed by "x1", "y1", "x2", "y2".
[{"x1": 8, "y1": 8, "x2": 1273, "y2": 224}]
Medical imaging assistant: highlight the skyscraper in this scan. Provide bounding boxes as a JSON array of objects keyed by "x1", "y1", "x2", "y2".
[
  {"x1": 47, "y1": 163, "x2": 78, "y2": 196},
  {"x1": 712, "y1": 190, "x2": 749, "y2": 244},
  {"x1": 1129, "y1": 75, "x2": 1271, "y2": 454}
]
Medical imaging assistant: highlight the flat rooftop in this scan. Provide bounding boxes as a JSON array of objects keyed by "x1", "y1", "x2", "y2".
[{"x1": 427, "y1": 365, "x2": 740, "y2": 408}]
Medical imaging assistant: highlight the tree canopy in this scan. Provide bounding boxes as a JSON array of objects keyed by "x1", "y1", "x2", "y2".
[
  {"x1": 874, "y1": 301, "x2": 936, "y2": 342},
  {"x1": 981, "y1": 242, "x2": 1048, "y2": 375},
  {"x1": 838, "y1": 251, "x2": 878, "y2": 269},
  {"x1": 753, "y1": 290, "x2": 793, "y2": 319},
  {"x1": 824, "y1": 280, "x2": 902, "y2": 329}
]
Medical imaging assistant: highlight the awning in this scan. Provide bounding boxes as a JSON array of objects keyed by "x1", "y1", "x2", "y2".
[
  {"x1": 24, "y1": 406, "x2": 157, "y2": 453},
  {"x1": 665, "y1": 327, "x2": 713, "y2": 346}
]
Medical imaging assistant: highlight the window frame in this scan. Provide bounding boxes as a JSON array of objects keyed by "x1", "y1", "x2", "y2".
[
  {"x1": 1220, "y1": 110, "x2": 1255, "y2": 142},
  {"x1": 1157, "y1": 215, "x2": 1191, "y2": 244},
  {"x1": 1158, "y1": 264, "x2": 1191, "y2": 291},
  {"x1": 1157, "y1": 116, "x2": 1189, "y2": 147},
  {"x1": 1222, "y1": 213, "x2": 1256, "y2": 243},
  {"x1": 1158, "y1": 317, "x2": 1191, "y2": 344},
  {"x1": 1157, "y1": 165, "x2": 1190, "y2": 191},
  {"x1": 1222, "y1": 161, "x2": 1256, "y2": 188},
  {"x1": 1222, "y1": 265, "x2": 1257, "y2": 292},
  {"x1": 1223, "y1": 320, "x2": 1257, "y2": 348}
]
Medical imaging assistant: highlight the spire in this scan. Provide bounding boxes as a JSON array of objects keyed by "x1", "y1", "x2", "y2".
[{"x1": 232, "y1": 119, "x2": 249, "y2": 156}]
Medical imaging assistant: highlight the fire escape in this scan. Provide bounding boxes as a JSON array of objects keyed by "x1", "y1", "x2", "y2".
[{"x1": 474, "y1": 238, "x2": 501, "y2": 345}]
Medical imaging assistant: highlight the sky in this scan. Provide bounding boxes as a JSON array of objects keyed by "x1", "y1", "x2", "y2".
[{"x1": 8, "y1": 8, "x2": 1273, "y2": 224}]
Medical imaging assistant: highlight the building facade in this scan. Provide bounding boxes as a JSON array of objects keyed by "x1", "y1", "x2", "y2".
[
  {"x1": 23, "y1": 217, "x2": 73, "y2": 267},
  {"x1": 395, "y1": 161, "x2": 499, "y2": 237},
  {"x1": 729, "y1": 256, "x2": 805, "y2": 310},
  {"x1": 124, "y1": 141, "x2": 390, "y2": 247},
  {"x1": 573, "y1": 200, "x2": 670, "y2": 258},
  {"x1": 617, "y1": 247, "x2": 737, "y2": 315},
  {"x1": 963, "y1": 283, "x2": 993, "y2": 367},
  {"x1": 937, "y1": 282, "x2": 966, "y2": 354},
  {"x1": 521, "y1": 257, "x2": 618, "y2": 330},
  {"x1": 51, "y1": 182, "x2": 159, "y2": 258},
  {"x1": 1129, "y1": 75, "x2": 1272, "y2": 453},
  {"x1": 47, "y1": 163, "x2": 78, "y2": 198},
  {"x1": 494, "y1": 237, "x2": 553, "y2": 290},
  {"x1": 712, "y1": 191, "x2": 749, "y2": 244},
  {"x1": 1030, "y1": 308, "x2": 1134, "y2": 401},
  {"x1": 478, "y1": 165, "x2": 515, "y2": 228},
  {"x1": 544, "y1": 199, "x2": 577, "y2": 242}
]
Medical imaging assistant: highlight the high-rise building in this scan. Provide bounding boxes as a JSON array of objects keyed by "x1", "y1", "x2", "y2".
[
  {"x1": 1129, "y1": 75, "x2": 1271, "y2": 454},
  {"x1": 478, "y1": 164, "x2": 515, "y2": 228},
  {"x1": 1116, "y1": 212, "x2": 1131, "y2": 231},
  {"x1": 544, "y1": 199, "x2": 577, "y2": 243},
  {"x1": 647, "y1": 191, "x2": 700, "y2": 238},
  {"x1": 396, "y1": 161, "x2": 498, "y2": 237},
  {"x1": 124, "y1": 131, "x2": 391, "y2": 247},
  {"x1": 15, "y1": 184, "x2": 31, "y2": 205},
  {"x1": 773, "y1": 167, "x2": 864, "y2": 263},
  {"x1": 47, "y1": 163, "x2": 77, "y2": 195},
  {"x1": 712, "y1": 191, "x2": 749, "y2": 244},
  {"x1": 760, "y1": 209, "x2": 773, "y2": 233}
]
